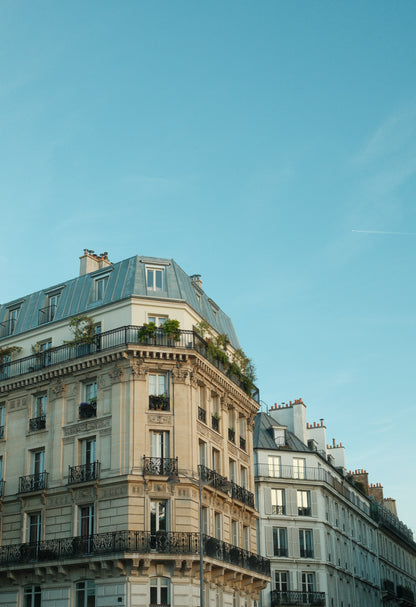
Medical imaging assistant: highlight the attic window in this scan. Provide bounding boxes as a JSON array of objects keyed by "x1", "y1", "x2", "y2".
[
  {"x1": 146, "y1": 267, "x2": 164, "y2": 292},
  {"x1": 94, "y1": 275, "x2": 109, "y2": 302}
]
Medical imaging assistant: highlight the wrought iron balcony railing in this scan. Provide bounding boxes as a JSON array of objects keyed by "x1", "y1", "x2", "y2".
[
  {"x1": 19, "y1": 472, "x2": 48, "y2": 493},
  {"x1": 240, "y1": 436, "x2": 246, "y2": 450},
  {"x1": 271, "y1": 590, "x2": 325, "y2": 606},
  {"x1": 198, "y1": 406, "x2": 206, "y2": 423},
  {"x1": 300, "y1": 548, "x2": 314, "y2": 558},
  {"x1": 38, "y1": 304, "x2": 57, "y2": 325},
  {"x1": 149, "y1": 394, "x2": 170, "y2": 411},
  {"x1": 228, "y1": 428, "x2": 235, "y2": 442},
  {"x1": 229, "y1": 480, "x2": 255, "y2": 508},
  {"x1": 298, "y1": 507, "x2": 311, "y2": 517},
  {"x1": 68, "y1": 461, "x2": 100, "y2": 484},
  {"x1": 0, "y1": 325, "x2": 259, "y2": 401},
  {"x1": 272, "y1": 505, "x2": 286, "y2": 515},
  {"x1": 211, "y1": 415, "x2": 219, "y2": 431},
  {"x1": 273, "y1": 547, "x2": 288, "y2": 557},
  {"x1": 199, "y1": 465, "x2": 255, "y2": 509},
  {"x1": 29, "y1": 415, "x2": 46, "y2": 432},
  {"x1": 0, "y1": 531, "x2": 271, "y2": 576},
  {"x1": 143, "y1": 457, "x2": 178, "y2": 476}
]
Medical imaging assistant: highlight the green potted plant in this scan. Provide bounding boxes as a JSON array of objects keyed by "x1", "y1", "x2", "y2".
[
  {"x1": 138, "y1": 322, "x2": 157, "y2": 344},
  {"x1": 163, "y1": 319, "x2": 181, "y2": 343},
  {"x1": 65, "y1": 315, "x2": 97, "y2": 355}
]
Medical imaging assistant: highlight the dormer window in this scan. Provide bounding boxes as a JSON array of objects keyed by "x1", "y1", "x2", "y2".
[
  {"x1": 94, "y1": 275, "x2": 109, "y2": 302},
  {"x1": 2, "y1": 306, "x2": 21, "y2": 336},
  {"x1": 146, "y1": 267, "x2": 164, "y2": 292},
  {"x1": 39, "y1": 292, "x2": 60, "y2": 324}
]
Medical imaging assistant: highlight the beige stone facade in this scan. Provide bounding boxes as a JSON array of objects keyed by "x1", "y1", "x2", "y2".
[{"x1": 0, "y1": 254, "x2": 270, "y2": 606}]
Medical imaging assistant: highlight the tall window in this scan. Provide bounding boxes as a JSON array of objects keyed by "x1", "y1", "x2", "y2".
[
  {"x1": 150, "y1": 500, "x2": 169, "y2": 533},
  {"x1": 243, "y1": 526, "x2": 250, "y2": 551},
  {"x1": 151, "y1": 431, "x2": 170, "y2": 474},
  {"x1": 199, "y1": 441, "x2": 207, "y2": 467},
  {"x1": 150, "y1": 577, "x2": 170, "y2": 606},
  {"x1": 268, "y1": 455, "x2": 281, "y2": 477},
  {"x1": 240, "y1": 466, "x2": 247, "y2": 488},
  {"x1": 272, "y1": 488, "x2": 285, "y2": 515},
  {"x1": 79, "y1": 505, "x2": 95, "y2": 552},
  {"x1": 32, "y1": 449, "x2": 45, "y2": 477},
  {"x1": 85, "y1": 381, "x2": 97, "y2": 403},
  {"x1": 0, "y1": 455, "x2": 3, "y2": 495},
  {"x1": 299, "y1": 529, "x2": 314, "y2": 558},
  {"x1": 0, "y1": 402, "x2": 5, "y2": 439},
  {"x1": 24, "y1": 585, "x2": 41, "y2": 607},
  {"x1": 146, "y1": 267, "x2": 164, "y2": 291},
  {"x1": 232, "y1": 520, "x2": 239, "y2": 546},
  {"x1": 149, "y1": 374, "x2": 169, "y2": 396},
  {"x1": 28, "y1": 512, "x2": 42, "y2": 544},
  {"x1": 212, "y1": 448, "x2": 220, "y2": 472},
  {"x1": 229, "y1": 459, "x2": 236, "y2": 482},
  {"x1": 48, "y1": 293, "x2": 60, "y2": 320},
  {"x1": 201, "y1": 506, "x2": 209, "y2": 535},
  {"x1": 76, "y1": 581, "x2": 95, "y2": 607},
  {"x1": 30, "y1": 394, "x2": 47, "y2": 431},
  {"x1": 94, "y1": 276, "x2": 108, "y2": 302},
  {"x1": 275, "y1": 571, "x2": 289, "y2": 592},
  {"x1": 297, "y1": 490, "x2": 311, "y2": 516},
  {"x1": 6, "y1": 306, "x2": 20, "y2": 335},
  {"x1": 273, "y1": 528, "x2": 288, "y2": 557},
  {"x1": 214, "y1": 512, "x2": 222, "y2": 539},
  {"x1": 293, "y1": 458, "x2": 306, "y2": 479},
  {"x1": 301, "y1": 572, "x2": 316, "y2": 593},
  {"x1": 81, "y1": 437, "x2": 97, "y2": 476}
]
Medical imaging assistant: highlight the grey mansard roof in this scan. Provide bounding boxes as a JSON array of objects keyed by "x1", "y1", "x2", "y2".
[
  {"x1": 0, "y1": 255, "x2": 240, "y2": 348},
  {"x1": 253, "y1": 411, "x2": 310, "y2": 453}
]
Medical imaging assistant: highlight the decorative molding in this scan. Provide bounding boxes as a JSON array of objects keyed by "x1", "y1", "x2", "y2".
[
  {"x1": 148, "y1": 414, "x2": 171, "y2": 425},
  {"x1": 50, "y1": 379, "x2": 65, "y2": 399},
  {"x1": 63, "y1": 415, "x2": 112, "y2": 437},
  {"x1": 109, "y1": 366, "x2": 123, "y2": 384}
]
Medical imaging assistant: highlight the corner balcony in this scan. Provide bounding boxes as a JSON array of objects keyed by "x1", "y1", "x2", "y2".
[
  {"x1": 143, "y1": 457, "x2": 178, "y2": 476},
  {"x1": 271, "y1": 590, "x2": 326, "y2": 606},
  {"x1": 19, "y1": 472, "x2": 48, "y2": 494},
  {"x1": 68, "y1": 461, "x2": 100, "y2": 484},
  {"x1": 149, "y1": 394, "x2": 170, "y2": 411},
  {"x1": 199, "y1": 465, "x2": 255, "y2": 509},
  {"x1": 0, "y1": 325, "x2": 259, "y2": 401},
  {"x1": 0, "y1": 531, "x2": 270, "y2": 577}
]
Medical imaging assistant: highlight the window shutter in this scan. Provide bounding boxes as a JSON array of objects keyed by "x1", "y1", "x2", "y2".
[
  {"x1": 264, "y1": 487, "x2": 272, "y2": 515},
  {"x1": 314, "y1": 528, "x2": 321, "y2": 560},
  {"x1": 288, "y1": 527, "x2": 297, "y2": 558},
  {"x1": 265, "y1": 526, "x2": 273, "y2": 556},
  {"x1": 286, "y1": 488, "x2": 296, "y2": 516},
  {"x1": 311, "y1": 489, "x2": 318, "y2": 516}
]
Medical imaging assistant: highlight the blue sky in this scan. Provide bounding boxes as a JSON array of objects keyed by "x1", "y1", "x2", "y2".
[{"x1": 1, "y1": 1, "x2": 415, "y2": 531}]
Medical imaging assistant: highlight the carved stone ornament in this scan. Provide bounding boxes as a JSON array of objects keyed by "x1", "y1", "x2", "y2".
[
  {"x1": 51, "y1": 379, "x2": 65, "y2": 399},
  {"x1": 98, "y1": 374, "x2": 110, "y2": 389},
  {"x1": 63, "y1": 415, "x2": 112, "y2": 437},
  {"x1": 131, "y1": 361, "x2": 148, "y2": 380},
  {"x1": 109, "y1": 366, "x2": 123, "y2": 384},
  {"x1": 171, "y1": 365, "x2": 192, "y2": 384},
  {"x1": 148, "y1": 414, "x2": 171, "y2": 425}
]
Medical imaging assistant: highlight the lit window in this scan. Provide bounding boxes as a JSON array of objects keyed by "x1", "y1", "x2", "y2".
[
  {"x1": 293, "y1": 458, "x2": 306, "y2": 479},
  {"x1": 24, "y1": 585, "x2": 41, "y2": 607},
  {"x1": 76, "y1": 581, "x2": 95, "y2": 607},
  {"x1": 272, "y1": 488, "x2": 285, "y2": 515},
  {"x1": 146, "y1": 267, "x2": 164, "y2": 291},
  {"x1": 268, "y1": 455, "x2": 281, "y2": 477},
  {"x1": 297, "y1": 490, "x2": 311, "y2": 516}
]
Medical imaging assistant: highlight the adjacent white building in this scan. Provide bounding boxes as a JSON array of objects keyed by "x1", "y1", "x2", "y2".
[{"x1": 254, "y1": 399, "x2": 416, "y2": 607}]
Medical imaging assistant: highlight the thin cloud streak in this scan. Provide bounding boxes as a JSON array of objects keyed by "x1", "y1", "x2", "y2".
[{"x1": 352, "y1": 229, "x2": 416, "y2": 235}]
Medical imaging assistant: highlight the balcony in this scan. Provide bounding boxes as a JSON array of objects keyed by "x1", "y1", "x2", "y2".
[
  {"x1": 198, "y1": 406, "x2": 206, "y2": 423},
  {"x1": 19, "y1": 471, "x2": 48, "y2": 493},
  {"x1": 29, "y1": 415, "x2": 46, "y2": 432},
  {"x1": 211, "y1": 415, "x2": 219, "y2": 431},
  {"x1": 298, "y1": 507, "x2": 311, "y2": 517},
  {"x1": 79, "y1": 400, "x2": 96, "y2": 420},
  {"x1": 228, "y1": 428, "x2": 235, "y2": 443},
  {"x1": 143, "y1": 457, "x2": 178, "y2": 476},
  {"x1": 272, "y1": 505, "x2": 286, "y2": 515},
  {"x1": 240, "y1": 436, "x2": 246, "y2": 451},
  {"x1": 271, "y1": 590, "x2": 325, "y2": 606},
  {"x1": 199, "y1": 464, "x2": 231, "y2": 495},
  {"x1": 149, "y1": 394, "x2": 170, "y2": 411},
  {"x1": 0, "y1": 325, "x2": 259, "y2": 401},
  {"x1": 0, "y1": 531, "x2": 270, "y2": 576},
  {"x1": 229, "y1": 480, "x2": 255, "y2": 508},
  {"x1": 68, "y1": 461, "x2": 100, "y2": 484},
  {"x1": 274, "y1": 547, "x2": 288, "y2": 557}
]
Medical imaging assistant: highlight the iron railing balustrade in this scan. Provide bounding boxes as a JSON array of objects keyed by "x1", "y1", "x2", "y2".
[
  {"x1": 143, "y1": 457, "x2": 178, "y2": 476},
  {"x1": 271, "y1": 590, "x2": 326, "y2": 606},
  {"x1": 19, "y1": 471, "x2": 48, "y2": 493},
  {"x1": 68, "y1": 461, "x2": 100, "y2": 484}
]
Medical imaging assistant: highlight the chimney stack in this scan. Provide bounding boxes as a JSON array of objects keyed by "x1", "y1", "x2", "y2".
[{"x1": 80, "y1": 250, "x2": 112, "y2": 276}]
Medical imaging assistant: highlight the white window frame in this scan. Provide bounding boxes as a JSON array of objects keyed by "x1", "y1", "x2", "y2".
[
  {"x1": 27, "y1": 511, "x2": 42, "y2": 544},
  {"x1": 150, "y1": 499, "x2": 169, "y2": 533},
  {"x1": 293, "y1": 457, "x2": 306, "y2": 479},
  {"x1": 148, "y1": 373, "x2": 169, "y2": 396},
  {"x1": 23, "y1": 585, "x2": 41, "y2": 607},
  {"x1": 268, "y1": 455, "x2": 281, "y2": 477},
  {"x1": 146, "y1": 267, "x2": 164, "y2": 292},
  {"x1": 275, "y1": 571, "x2": 290, "y2": 592},
  {"x1": 76, "y1": 581, "x2": 95, "y2": 607},
  {"x1": 150, "y1": 577, "x2": 170, "y2": 606},
  {"x1": 272, "y1": 527, "x2": 288, "y2": 556},
  {"x1": 147, "y1": 314, "x2": 167, "y2": 327},
  {"x1": 297, "y1": 490, "x2": 311, "y2": 516},
  {"x1": 94, "y1": 275, "x2": 109, "y2": 302},
  {"x1": 271, "y1": 488, "x2": 285, "y2": 515}
]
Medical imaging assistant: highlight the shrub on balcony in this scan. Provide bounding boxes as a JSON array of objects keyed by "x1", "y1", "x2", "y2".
[
  {"x1": 162, "y1": 318, "x2": 181, "y2": 341},
  {"x1": 79, "y1": 399, "x2": 97, "y2": 419},
  {"x1": 0, "y1": 345, "x2": 22, "y2": 360},
  {"x1": 138, "y1": 322, "x2": 157, "y2": 343},
  {"x1": 65, "y1": 315, "x2": 97, "y2": 347}
]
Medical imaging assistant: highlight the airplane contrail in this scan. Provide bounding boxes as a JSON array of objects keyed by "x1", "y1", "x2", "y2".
[{"x1": 352, "y1": 229, "x2": 416, "y2": 235}]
